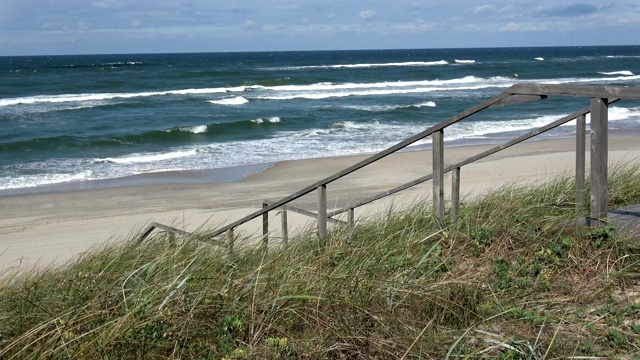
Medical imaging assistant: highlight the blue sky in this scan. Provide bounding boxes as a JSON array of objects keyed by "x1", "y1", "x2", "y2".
[{"x1": 1, "y1": 1, "x2": 638, "y2": 56}]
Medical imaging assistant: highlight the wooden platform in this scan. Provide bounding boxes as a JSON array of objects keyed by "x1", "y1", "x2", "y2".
[{"x1": 584, "y1": 204, "x2": 640, "y2": 238}]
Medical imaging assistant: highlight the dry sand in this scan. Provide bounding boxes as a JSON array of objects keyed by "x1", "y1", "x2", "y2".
[{"x1": 2, "y1": 136, "x2": 640, "y2": 273}]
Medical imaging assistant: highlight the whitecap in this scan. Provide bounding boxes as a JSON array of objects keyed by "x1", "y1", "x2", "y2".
[
  {"x1": 179, "y1": 125, "x2": 208, "y2": 134},
  {"x1": 209, "y1": 96, "x2": 249, "y2": 105},
  {"x1": 266, "y1": 60, "x2": 449, "y2": 70},
  {"x1": 101, "y1": 149, "x2": 198, "y2": 164},
  {"x1": 534, "y1": 57, "x2": 544, "y2": 61},
  {"x1": 454, "y1": 59, "x2": 476, "y2": 64},
  {"x1": 0, "y1": 86, "x2": 246, "y2": 107},
  {"x1": 250, "y1": 117, "x2": 281, "y2": 124},
  {"x1": 598, "y1": 71, "x2": 634, "y2": 76},
  {"x1": 414, "y1": 101, "x2": 437, "y2": 108}
]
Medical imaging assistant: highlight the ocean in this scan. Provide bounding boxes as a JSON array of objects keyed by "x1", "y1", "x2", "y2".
[{"x1": 1, "y1": 46, "x2": 639, "y2": 195}]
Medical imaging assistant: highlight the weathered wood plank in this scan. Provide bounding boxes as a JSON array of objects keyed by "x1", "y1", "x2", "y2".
[
  {"x1": 488, "y1": 94, "x2": 546, "y2": 108},
  {"x1": 347, "y1": 208, "x2": 355, "y2": 228},
  {"x1": 262, "y1": 202, "x2": 269, "y2": 247},
  {"x1": 138, "y1": 222, "x2": 193, "y2": 243},
  {"x1": 433, "y1": 130, "x2": 445, "y2": 224},
  {"x1": 576, "y1": 114, "x2": 586, "y2": 213},
  {"x1": 318, "y1": 185, "x2": 327, "y2": 239},
  {"x1": 281, "y1": 209, "x2": 289, "y2": 246},
  {"x1": 590, "y1": 98, "x2": 609, "y2": 226},
  {"x1": 507, "y1": 84, "x2": 640, "y2": 99},
  {"x1": 263, "y1": 200, "x2": 347, "y2": 226},
  {"x1": 451, "y1": 167, "x2": 460, "y2": 223},
  {"x1": 138, "y1": 224, "x2": 157, "y2": 243}
]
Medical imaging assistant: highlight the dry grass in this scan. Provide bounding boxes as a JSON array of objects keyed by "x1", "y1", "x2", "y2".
[{"x1": 1, "y1": 166, "x2": 639, "y2": 358}]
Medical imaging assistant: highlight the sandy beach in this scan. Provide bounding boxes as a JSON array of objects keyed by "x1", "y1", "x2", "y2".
[{"x1": 2, "y1": 135, "x2": 640, "y2": 273}]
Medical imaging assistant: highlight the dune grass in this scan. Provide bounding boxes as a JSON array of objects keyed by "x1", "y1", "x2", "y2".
[{"x1": 1, "y1": 166, "x2": 640, "y2": 359}]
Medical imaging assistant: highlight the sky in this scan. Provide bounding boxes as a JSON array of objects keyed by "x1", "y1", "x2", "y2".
[{"x1": 0, "y1": 1, "x2": 638, "y2": 56}]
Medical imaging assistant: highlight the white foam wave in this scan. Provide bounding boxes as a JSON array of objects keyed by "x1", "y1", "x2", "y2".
[
  {"x1": 0, "y1": 86, "x2": 248, "y2": 107},
  {"x1": 270, "y1": 60, "x2": 449, "y2": 70},
  {"x1": 0, "y1": 170, "x2": 94, "y2": 190},
  {"x1": 534, "y1": 57, "x2": 544, "y2": 61},
  {"x1": 340, "y1": 100, "x2": 437, "y2": 112},
  {"x1": 209, "y1": 96, "x2": 249, "y2": 105},
  {"x1": 606, "y1": 55, "x2": 640, "y2": 59},
  {"x1": 254, "y1": 76, "x2": 513, "y2": 100},
  {"x1": 598, "y1": 71, "x2": 634, "y2": 76},
  {"x1": 257, "y1": 84, "x2": 504, "y2": 100},
  {"x1": 340, "y1": 104, "x2": 402, "y2": 112},
  {"x1": 250, "y1": 116, "x2": 281, "y2": 124},
  {"x1": 179, "y1": 125, "x2": 208, "y2": 134},
  {"x1": 330, "y1": 121, "x2": 378, "y2": 130},
  {"x1": 454, "y1": 59, "x2": 476, "y2": 64},
  {"x1": 101, "y1": 149, "x2": 198, "y2": 164},
  {"x1": 104, "y1": 61, "x2": 143, "y2": 66},
  {"x1": 414, "y1": 101, "x2": 437, "y2": 108}
]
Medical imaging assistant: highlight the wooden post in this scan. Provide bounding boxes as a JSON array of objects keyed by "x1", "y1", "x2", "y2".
[
  {"x1": 347, "y1": 208, "x2": 355, "y2": 228},
  {"x1": 227, "y1": 228, "x2": 235, "y2": 252},
  {"x1": 575, "y1": 114, "x2": 586, "y2": 214},
  {"x1": 432, "y1": 130, "x2": 445, "y2": 225},
  {"x1": 451, "y1": 167, "x2": 460, "y2": 223},
  {"x1": 590, "y1": 98, "x2": 608, "y2": 226},
  {"x1": 281, "y1": 209, "x2": 289, "y2": 246},
  {"x1": 317, "y1": 185, "x2": 327, "y2": 239},
  {"x1": 262, "y1": 202, "x2": 269, "y2": 247}
]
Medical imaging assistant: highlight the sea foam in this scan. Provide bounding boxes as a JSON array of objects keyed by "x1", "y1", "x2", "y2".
[
  {"x1": 102, "y1": 149, "x2": 198, "y2": 164},
  {"x1": 209, "y1": 96, "x2": 249, "y2": 105},
  {"x1": 268, "y1": 60, "x2": 449, "y2": 70},
  {"x1": 598, "y1": 71, "x2": 634, "y2": 76},
  {"x1": 179, "y1": 125, "x2": 208, "y2": 134},
  {"x1": 251, "y1": 117, "x2": 281, "y2": 124}
]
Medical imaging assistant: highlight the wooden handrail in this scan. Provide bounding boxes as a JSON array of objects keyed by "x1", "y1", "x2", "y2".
[
  {"x1": 508, "y1": 83, "x2": 640, "y2": 99},
  {"x1": 200, "y1": 84, "x2": 638, "y2": 239},
  {"x1": 326, "y1": 101, "x2": 619, "y2": 217},
  {"x1": 208, "y1": 90, "x2": 514, "y2": 237},
  {"x1": 138, "y1": 222, "x2": 192, "y2": 243}
]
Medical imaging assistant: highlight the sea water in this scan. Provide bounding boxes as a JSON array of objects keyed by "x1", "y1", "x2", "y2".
[{"x1": 1, "y1": 46, "x2": 639, "y2": 193}]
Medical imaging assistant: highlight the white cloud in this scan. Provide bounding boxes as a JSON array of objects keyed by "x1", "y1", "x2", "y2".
[
  {"x1": 41, "y1": 22, "x2": 61, "y2": 30},
  {"x1": 473, "y1": 5, "x2": 495, "y2": 15},
  {"x1": 501, "y1": 22, "x2": 519, "y2": 31},
  {"x1": 243, "y1": 19, "x2": 259, "y2": 28},
  {"x1": 359, "y1": 10, "x2": 377, "y2": 20},
  {"x1": 500, "y1": 22, "x2": 547, "y2": 32}
]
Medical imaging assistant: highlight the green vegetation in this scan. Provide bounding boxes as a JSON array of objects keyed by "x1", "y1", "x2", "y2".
[{"x1": 1, "y1": 166, "x2": 640, "y2": 358}]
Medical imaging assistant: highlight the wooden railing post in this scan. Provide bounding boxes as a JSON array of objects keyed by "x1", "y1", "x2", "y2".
[
  {"x1": 575, "y1": 114, "x2": 586, "y2": 214},
  {"x1": 281, "y1": 208, "x2": 289, "y2": 246},
  {"x1": 451, "y1": 167, "x2": 460, "y2": 223},
  {"x1": 347, "y1": 208, "x2": 355, "y2": 228},
  {"x1": 227, "y1": 228, "x2": 235, "y2": 252},
  {"x1": 590, "y1": 98, "x2": 609, "y2": 226},
  {"x1": 262, "y1": 202, "x2": 269, "y2": 247},
  {"x1": 432, "y1": 129, "x2": 445, "y2": 225},
  {"x1": 317, "y1": 185, "x2": 327, "y2": 239}
]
